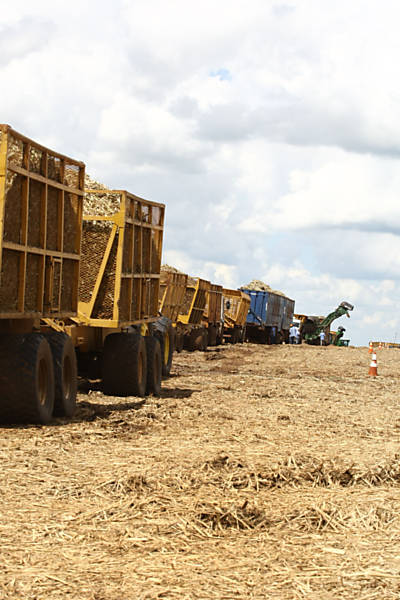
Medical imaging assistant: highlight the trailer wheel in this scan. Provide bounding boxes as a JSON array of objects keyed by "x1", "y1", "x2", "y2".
[
  {"x1": 0, "y1": 334, "x2": 55, "y2": 424},
  {"x1": 185, "y1": 328, "x2": 207, "y2": 352},
  {"x1": 207, "y1": 325, "x2": 215, "y2": 346},
  {"x1": 175, "y1": 332, "x2": 184, "y2": 353},
  {"x1": 232, "y1": 328, "x2": 241, "y2": 344},
  {"x1": 185, "y1": 329, "x2": 200, "y2": 352},
  {"x1": 153, "y1": 318, "x2": 175, "y2": 376},
  {"x1": 103, "y1": 333, "x2": 147, "y2": 397},
  {"x1": 201, "y1": 328, "x2": 208, "y2": 351},
  {"x1": 157, "y1": 326, "x2": 175, "y2": 377},
  {"x1": 145, "y1": 336, "x2": 162, "y2": 396},
  {"x1": 46, "y1": 332, "x2": 77, "y2": 418}
]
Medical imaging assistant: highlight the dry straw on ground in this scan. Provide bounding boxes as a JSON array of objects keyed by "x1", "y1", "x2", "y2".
[{"x1": 1, "y1": 344, "x2": 400, "y2": 598}]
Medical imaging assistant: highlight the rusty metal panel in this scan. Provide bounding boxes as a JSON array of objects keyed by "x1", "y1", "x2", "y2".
[
  {"x1": 79, "y1": 188, "x2": 164, "y2": 327},
  {"x1": 0, "y1": 124, "x2": 84, "y2": 318}
]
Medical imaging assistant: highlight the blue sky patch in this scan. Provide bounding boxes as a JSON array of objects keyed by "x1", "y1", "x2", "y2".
[{"x1": 210, "y1": 68, "x2": 232, "y2": 81}]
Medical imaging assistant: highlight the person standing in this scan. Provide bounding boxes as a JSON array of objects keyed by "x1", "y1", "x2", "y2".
[
  {"x1": 319, "y1": 330, "x2": 325, "y2": 346},
  {"x1": 289, "y1": 324, "x2": 298, "y2": 344}
]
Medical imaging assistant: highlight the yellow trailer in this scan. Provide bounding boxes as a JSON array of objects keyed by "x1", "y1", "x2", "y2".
[
  {"x1": 222, "y1": 289, "x2": 251, "y2": 343},
  {"x1": 0, "y1": 124, "x2": 84, "y2": 423},
  {"x1": 177, "y1": 276, "x2": 210, "y2": 351},
  {"x1": 203, "y1": 283, "x2": 224, "y2": 345},
  {"x1": 158, "y1": 267, "x2": 187, "y2": 366},
  {"x1": 159, "y1": 268, "x2": 188, "y2": 322},
  {"x1": 60, "y1": 187, "x2": 166, "y2": 397}
]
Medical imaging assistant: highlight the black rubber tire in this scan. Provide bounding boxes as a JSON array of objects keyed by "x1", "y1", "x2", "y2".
[
  {"x1": 216, "y1": 332, "x2": 224, "y2": 346},
  {"x1": 156, "y1": 326, "x2": 175, "y2": 377},
  {"x1": 0, "y1": 334, "x2": 55, "y2": 424},
  {"x1": 207, "y1": 325, "x2": 217, "y2": 346},
  {"x1": 225, "y1": 332, "x2": 233, "y2": 344},
  {"x1": 103, "y1": 333, "x2": 147, "y2": 397},
  {"x1": 175, "y1": 332, "x2": 184, "y2": 353},
  {"x1": 184, "y1": 329, "x2": 197, "y2": 352},
  {"x1": 185, "y1": 328, "x2": 205, "y2": 352},
  {"x1": 232, "y1": 328, "x2": 240, "y2": 344},
  {"x1": 145, "y1": 336, "x2": 162, "y2": 396},
  {"x1": 153, "y1": 317, "x2": 175, "y2": 375},
  {"x1": 201, "y1": 328, "x2": 208, "y2": 351},
  {"x1": 46, "y1": 332, "x2": 78, "y2": 418}
]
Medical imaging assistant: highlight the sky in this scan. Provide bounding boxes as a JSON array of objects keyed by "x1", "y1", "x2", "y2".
[{"x1": 1, "y1": 0, "x2": 400, "y2": 346}]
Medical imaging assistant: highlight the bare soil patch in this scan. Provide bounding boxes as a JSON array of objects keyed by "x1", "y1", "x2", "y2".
[{"x1": 1, "y1": 344, "x2": 400, "y2": 598}]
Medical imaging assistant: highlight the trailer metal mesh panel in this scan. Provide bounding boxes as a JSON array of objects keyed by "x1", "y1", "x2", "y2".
[
  {"x1": 223, "y1": 289, "x2": 251, "y2": 328},
  {"x1": 0, "y1": 125, "x2": 84, "y2": 318},
  {"x1": 203, "y1": 283, "x2": 223, "y2": 324},
  {"x1": 178, "y1": 277, "x2": 209, "y2": 325},
  {"x1": 79, "y1": 189, "x2": 164, "y2": 325},
  {"x1": 159, "y1": 270, "x2": 188, "y2": 322}
]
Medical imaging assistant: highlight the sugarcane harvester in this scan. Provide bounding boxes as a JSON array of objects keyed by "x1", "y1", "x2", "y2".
[
  {"x1": 332, "y1": 326, "x2": 346, "y2": 346},
  {"x1": 301, "y1": 302, "x2": 354, "y2": 345}
]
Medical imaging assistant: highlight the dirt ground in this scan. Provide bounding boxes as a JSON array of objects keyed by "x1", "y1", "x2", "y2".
[{"x1": 1, "y1": 343, "x2": 400, "y2": 599}]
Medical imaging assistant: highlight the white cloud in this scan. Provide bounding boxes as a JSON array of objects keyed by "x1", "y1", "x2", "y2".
[
  {"x1": 362, "y1": 312, "x2": 385, "y2": 326},
  {"x1": 162, "y1": 250, "x2": 238, "y2": 288},
  {"x1": 238, "y1": 148, "x2": 400, "y2": 234},
  {"x1": 0, "y1": 18, "x2": 51, "y2": 66},
  {"x1": 97, "y1": 94, "x2": 210, "y2": 173}
]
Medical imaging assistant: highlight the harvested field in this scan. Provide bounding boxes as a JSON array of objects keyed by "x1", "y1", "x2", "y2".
[{"x1": 1, "y1": 344, "x2": 400, "y2": 599}]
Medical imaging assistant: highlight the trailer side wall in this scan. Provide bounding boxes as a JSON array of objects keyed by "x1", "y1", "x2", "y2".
[
  {"x1": 0, "y1": 124, "x2": 84, "y2": 319},
  {"x1": 159, "y1": 270, "x2": 188, "y2": 321},
  {"x1": 79, "y1": 189, "x2": 164, "y2": 327},
  {"x1": 244, "y1": 289, "x2": 269, "y2": 325}
]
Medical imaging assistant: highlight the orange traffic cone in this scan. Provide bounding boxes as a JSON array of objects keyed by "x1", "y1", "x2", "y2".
[
  {"x1": 368, "y1": 352, "x2": 378, "y2": 376},
  {"x1": 368, "y1": 342, "x2": 373, "y2": 354}
]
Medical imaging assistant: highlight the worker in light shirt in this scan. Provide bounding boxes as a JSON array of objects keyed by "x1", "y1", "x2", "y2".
[
  {"x1": 319, "y1": 330, "x2": 326, "y2": 346},
  {"x1": 289, "y1": 324, "x2": 298, "y2": 344}
]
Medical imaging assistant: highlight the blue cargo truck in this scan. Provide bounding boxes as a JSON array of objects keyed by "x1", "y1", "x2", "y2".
[
  {"x1": 281, "y1": 296, "x2": 295, "y2": 343},
  {"x1": 242, "y1": 288, "x2": 294, "y2": 344}
]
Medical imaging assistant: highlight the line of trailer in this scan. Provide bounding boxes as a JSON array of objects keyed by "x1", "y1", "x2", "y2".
[{"x1": 0, "y1": 125, "x2": 295, "y2": 424}]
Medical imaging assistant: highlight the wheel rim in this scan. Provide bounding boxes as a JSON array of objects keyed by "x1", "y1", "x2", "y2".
[
  {"x1": 38, "y1": 358, "x2": 48, "y2": 406},
  {"x1": 63, "y1": 355, "x2": 72, "y2": 400},
  {"x1": 164, "y1": 332, "x2": 170, "y2": 365}
]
